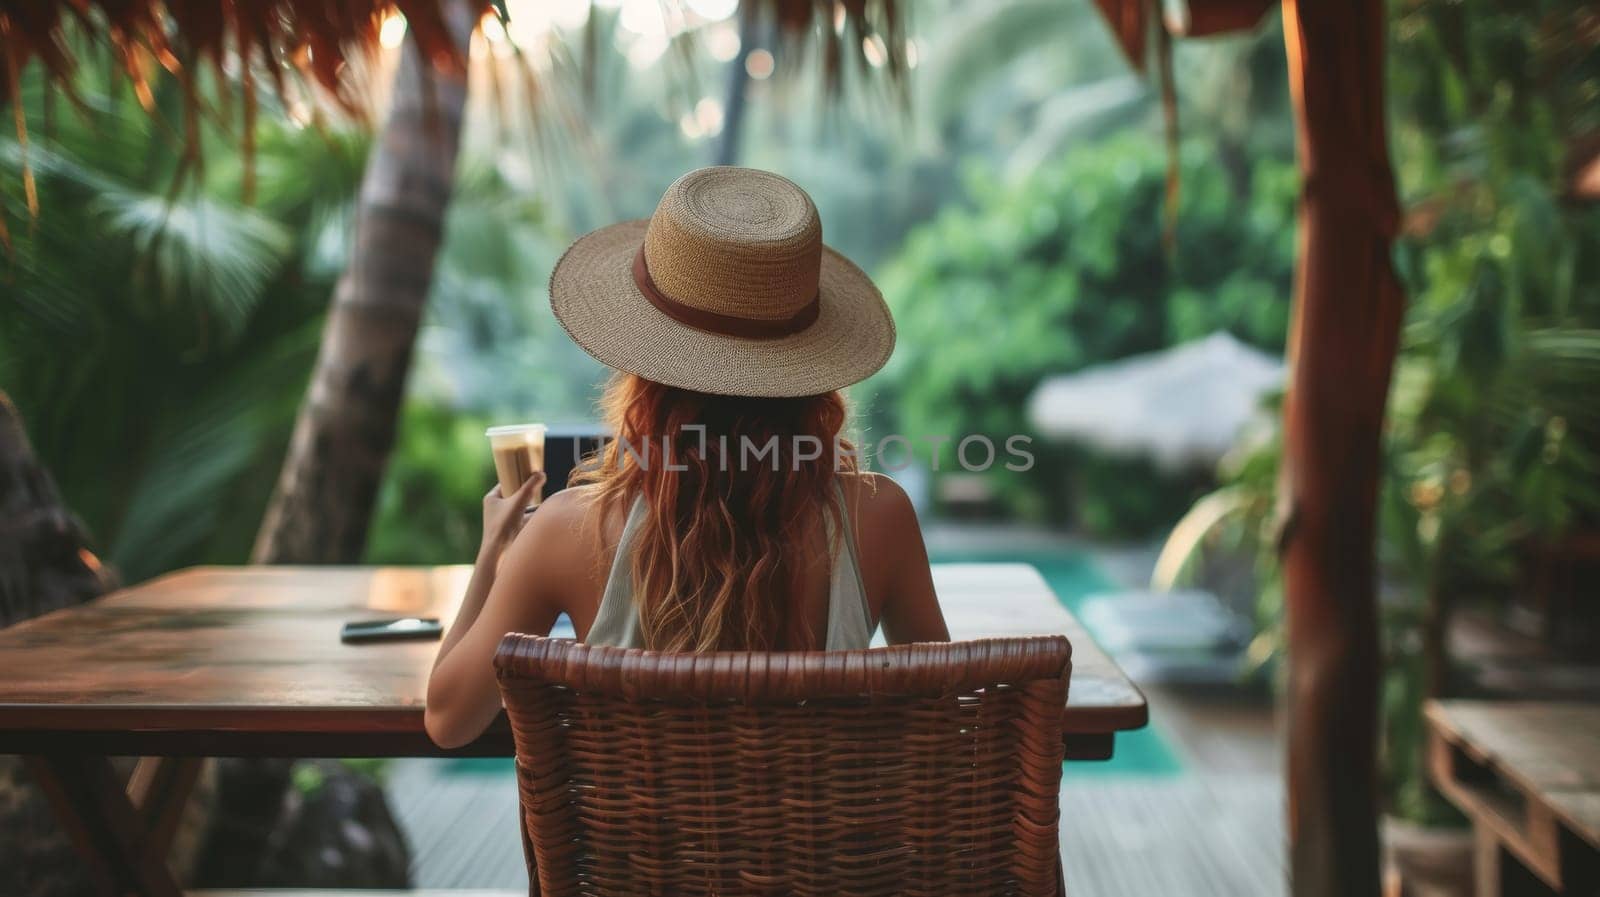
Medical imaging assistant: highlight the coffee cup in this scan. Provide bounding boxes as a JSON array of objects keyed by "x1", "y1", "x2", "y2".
[{"x1": 486, "y1": 424, "x2": 547, "y2": 506}]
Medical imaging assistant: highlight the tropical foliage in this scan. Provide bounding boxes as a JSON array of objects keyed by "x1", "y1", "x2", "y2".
[
  {"x1": 0, "y1": 47, "x2": 576, "y2": 581},
  {"x1": 1164, "y1": 0, "x2": 1600, "y2": 823},
  {"x1": 0, "y1": 57, "x2": 368, "y2": 583},
  {"x1": 872, "y1": 132, "x2": 1296, "y2": 532},
  {"x1": 1376, "y1": 0, "x2": 1600, "y2": 821}
]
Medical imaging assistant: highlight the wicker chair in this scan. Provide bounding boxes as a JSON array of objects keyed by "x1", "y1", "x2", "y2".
[{"x1": 494, "y1": 634, "x2": 1072, "y2": 897}]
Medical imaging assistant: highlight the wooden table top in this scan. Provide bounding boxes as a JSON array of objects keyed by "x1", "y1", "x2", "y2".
[
  {"x1": 1426, "y1": 700, "x2": 1600, "y2": 850},
  {"x1": 0, "y1": 563, "x2": 1146, "y2": 756}
]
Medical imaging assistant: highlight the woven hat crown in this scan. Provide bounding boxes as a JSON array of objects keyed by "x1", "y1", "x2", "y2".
[{"x1": 641, "y1": 167, "x2": 822, "y2": 323}]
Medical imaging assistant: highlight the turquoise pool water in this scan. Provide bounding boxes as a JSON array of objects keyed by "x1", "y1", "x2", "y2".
[
  {"x1": 929, "y1": 547, "x2": 1183, "y2": 778},
  {"x1": 443, "y1": 549, "x2": 1181, "y2": 780}
]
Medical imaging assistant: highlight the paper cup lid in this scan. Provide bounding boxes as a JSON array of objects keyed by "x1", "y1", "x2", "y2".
[{"x1": 486, "y1": 423, "x2": 547, "y2": 437}]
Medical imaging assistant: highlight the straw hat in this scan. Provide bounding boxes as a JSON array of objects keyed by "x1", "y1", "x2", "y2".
[{"x1": 549, "y1": 167, "x2": 895, "y2": 398}]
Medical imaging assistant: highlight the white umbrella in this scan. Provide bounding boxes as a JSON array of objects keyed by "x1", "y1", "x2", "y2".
[{"x1": 1026, "y1": 332, "x2": 1283, "y2": 471}]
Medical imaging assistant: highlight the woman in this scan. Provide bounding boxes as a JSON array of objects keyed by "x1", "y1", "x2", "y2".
[{"x1": 426, "y1": 167, "x2": 948, "y2": 749}]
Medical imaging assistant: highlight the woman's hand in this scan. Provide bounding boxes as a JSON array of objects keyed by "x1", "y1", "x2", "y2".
[
  {"x1": 479, "y1": 473, "x2": 546, "y2": 560},
  {"x1": 430, "y1": 479, "x2": 564, "y2": 750},
  {"x1": 432, "y1": 472, "x2": 557, "y2": 749}
]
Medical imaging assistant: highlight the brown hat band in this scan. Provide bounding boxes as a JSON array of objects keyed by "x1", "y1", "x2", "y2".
[{"x1": 631, "y1": 247, "x2": 820, "y2": 340}]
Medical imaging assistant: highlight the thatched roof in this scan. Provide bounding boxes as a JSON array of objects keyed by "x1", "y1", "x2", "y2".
[
  {"x1": 3, "y1": 0, "x2": 1291, "y2": 143},
  {"x1": 0, "y1": 0, "x2": 1337, "y2": 233},
  {"x1": 0, "y1": 0, "x2": 914, "y2": 226},
  {"x1": 0, "y1": 0, "x2": 912, "y2": 114},
  {"x1": 1090, "y1": 0, "x2": 1273, "y2": 71},
  {"x1": 2, "y1": 1, "x2": 468, "y2": 112}
]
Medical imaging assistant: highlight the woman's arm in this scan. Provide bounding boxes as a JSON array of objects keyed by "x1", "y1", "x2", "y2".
[
  {"x1": 432, "y1": 475, "x2": 543, "y2": 668},
  {"x1": 865, "y1": 475, "x2": 950, "y2": 645},
  {"x1": 425, "y1": 475, "x2": 560, "y2": 749}
]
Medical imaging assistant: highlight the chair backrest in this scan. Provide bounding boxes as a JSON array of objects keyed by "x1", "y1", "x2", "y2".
[{"x1": 495, "y1": 635, "x2": 1072, "y2": 897}]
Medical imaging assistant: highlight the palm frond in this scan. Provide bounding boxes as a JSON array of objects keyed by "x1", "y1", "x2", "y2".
[
  {"x1": 1488, "y1": 328, "x2": 1600, "y2": 439},
  {"x1": 91, "y1": 191, "x2": 293, "y2": 345},
  {"x1": 1149, "y1": 485, "x2": 1258, "y2": 590},
  {"x1": 916, "y1": 0, "x2": 1122, "y2": 145},
  {"x1": 109, "y1": 320, "x2": 323, "y2": 579},
  {"x1": 1004, "y1": 76, "x2": 1149, "y2": 181}
]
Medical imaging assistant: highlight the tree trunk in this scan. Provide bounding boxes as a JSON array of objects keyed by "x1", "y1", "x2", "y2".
[
  {"x1": 1277, "y1": 2, "x2": 1405, "y2": 896},
  {"x1": 713, "y1": 3, "x2": 761, "y2": 167},
  {"x1": 0, "y1": 392, "x2": 116, "y2": 626},
  {"x1": 253, "y1": 2, "x2": 476, "y2": 564}
]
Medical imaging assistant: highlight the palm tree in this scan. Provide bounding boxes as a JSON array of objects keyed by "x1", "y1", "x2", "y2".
[{"x1": 253, "y1": 1, "x2": 477, "y2": 564}]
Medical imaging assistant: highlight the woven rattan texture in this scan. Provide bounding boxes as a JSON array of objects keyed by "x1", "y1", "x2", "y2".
[
  {"x1": 496, "y1": 636, "x2": 1071, "y2": 897},
  {"x1": 643, "y1": 167, "x2": 822, "y2": 321}
]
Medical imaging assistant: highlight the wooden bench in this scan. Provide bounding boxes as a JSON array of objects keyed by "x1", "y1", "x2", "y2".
[{"x1": 1425, "y1": 701, "x2": 1600, "y2": 895}]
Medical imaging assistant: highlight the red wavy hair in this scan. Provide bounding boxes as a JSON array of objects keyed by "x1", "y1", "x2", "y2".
[{"x1": 572, "y1": 373, "x2": 856, "y2": 652}]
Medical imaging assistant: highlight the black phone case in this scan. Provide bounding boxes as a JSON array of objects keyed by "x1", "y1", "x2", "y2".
[{"x1": 340, "y1": 618, "x2": 443, "y2": 644}]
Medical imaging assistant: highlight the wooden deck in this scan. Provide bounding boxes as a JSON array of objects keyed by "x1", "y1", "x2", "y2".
[{"x1": 385, "y1": 760, "x2": 1285, "y2": 896}]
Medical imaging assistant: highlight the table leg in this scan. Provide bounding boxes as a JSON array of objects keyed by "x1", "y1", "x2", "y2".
[
  {"x1": 1474, "y1": 823, "x2": 1557, "y2": 897},
  {"x1": 1063, "y1": 733, "x2": 1114, "y2": 761},
  {"x1": 127, "y1": 757, "x2": 203, "y2": 861},
  {"x1": 23, "y1": 754, "x2": 185, "y2": 897}
]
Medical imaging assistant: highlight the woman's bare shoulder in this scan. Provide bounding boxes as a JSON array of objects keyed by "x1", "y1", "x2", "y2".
[
  {"x1": 840, "y1": 470, "x2": 910, "y2": 500},
  {"x1": 529, "y1": 484, "x2": 618, "y2": 547},
  {"x1": 839, "y1": 471, "x2": 918, "y2": 531},
  {"x1": 503, "y1": 484, "x2": 615, "y2": 606},
  {"x1": 539, "y1": 482, "x2": 601, "y2": 518}
]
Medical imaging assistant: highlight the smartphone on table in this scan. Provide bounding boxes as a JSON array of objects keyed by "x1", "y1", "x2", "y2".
[{"x1": 340, "y1": 617, "x2": 444, "y2": 644}]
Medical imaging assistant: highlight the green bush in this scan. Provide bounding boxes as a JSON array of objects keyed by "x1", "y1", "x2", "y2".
[
  {"x1": 872, "y1": 132, "x2": 1295, "y2": 533},
  {"x1": 364, "y1": 402, "x2": 496, "y2": 566}
]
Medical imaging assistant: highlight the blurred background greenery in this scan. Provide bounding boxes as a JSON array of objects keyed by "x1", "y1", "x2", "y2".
[{"x1": 2, "y1": 0, "x2": 1597, "y2": 824}]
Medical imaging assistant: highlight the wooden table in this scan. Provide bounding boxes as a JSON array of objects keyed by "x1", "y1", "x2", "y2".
[
  {"x1": 1425, "y1": 700, "x2": 1600, "y2": 896},
  {"x1": 0, "y1": 562, "x2": 1146, "y2": 896}
]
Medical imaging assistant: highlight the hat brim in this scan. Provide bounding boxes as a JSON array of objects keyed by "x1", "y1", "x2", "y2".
[{"x1": 549, "y1": 219, "x2": 895, "y2": 398}]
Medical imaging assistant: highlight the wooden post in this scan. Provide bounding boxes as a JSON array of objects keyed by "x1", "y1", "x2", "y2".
[{"x1": 1278, "y1": 2, "x2": 1404, "y2": 896}]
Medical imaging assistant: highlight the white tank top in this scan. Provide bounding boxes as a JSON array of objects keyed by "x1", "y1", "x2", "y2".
[{"x1": 585, "y1": 482, "x2": 874, "y2": 650}]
